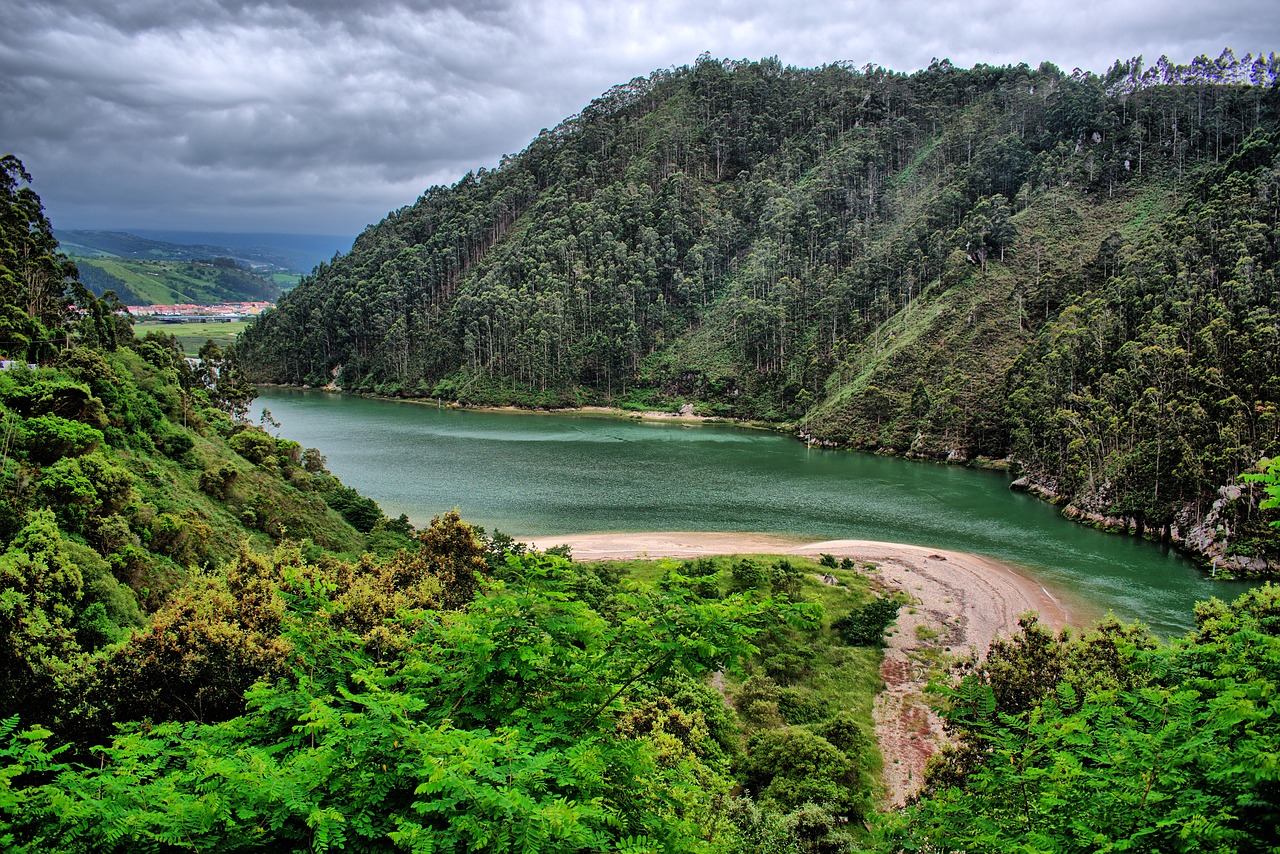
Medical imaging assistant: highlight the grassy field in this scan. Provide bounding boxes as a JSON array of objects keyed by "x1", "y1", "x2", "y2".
[
  {"x1": 84, "y1": 258, "x2": 192, "y2": 304},
  {"x1": 268, "y1": 272, "x2": 302, "y2": 288},
  {"x1": 74, "y1": 256, "x2": 281, "y2": 305},
  {"x1": 134, "y1": 319, "x2": 252, "y2": 355}
]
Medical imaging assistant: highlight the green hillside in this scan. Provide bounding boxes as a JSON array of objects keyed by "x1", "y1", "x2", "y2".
[
  {"x1": 54, "y1": 230, "x2": 200, "y2": 262},
  {"x1": 56, "y1": 228, "x2": 348, "y2": 275},
  {"x1": 73, "y1": 256, "x2": 281, "y2": 305},
  {"x1": 0, "y1": 153, "x2": 393, "y2": 741},
  {"x1": 240, "y1": 53, "x2": 1280, "y2": 573}
]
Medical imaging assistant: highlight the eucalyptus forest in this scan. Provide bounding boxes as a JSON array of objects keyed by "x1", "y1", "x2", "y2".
[{"x1": 1, "y1": 50, "x2": 1279, "y2": 853}]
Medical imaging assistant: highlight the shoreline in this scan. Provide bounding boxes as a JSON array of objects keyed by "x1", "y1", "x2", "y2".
[
  {"x1": 457, "y1": 402, "x2": 735, "y2": 426},
  {"x1": 254, "y1": 383, "x2": 785, "y2": 428},
  {"x1": 528, "y1": 531, "x2": 1077, "y2": 808},
  {"x1": 530, "y1": 532, "x2": 1078, "y2": 652},
  {"x1": 439, "y1": 401, "x2": 785, "y2": 430}
]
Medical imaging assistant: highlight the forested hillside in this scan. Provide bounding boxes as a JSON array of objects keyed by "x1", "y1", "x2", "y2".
[
  {"x1": 0, "y1": 154, "x2": 389, "y2": 740},
  {"x1": 240, "y1": 51, "x2": 1280, "y2": 573}
]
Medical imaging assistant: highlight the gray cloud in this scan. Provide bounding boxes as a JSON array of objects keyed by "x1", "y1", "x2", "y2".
[{"x1": 3, "y1": 0, "x2": 1278, "y2": 235}]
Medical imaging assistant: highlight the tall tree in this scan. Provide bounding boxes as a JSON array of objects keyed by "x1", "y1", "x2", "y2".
[{"x1": 0, "y1": 156, "x2": 77, "y2": 361}]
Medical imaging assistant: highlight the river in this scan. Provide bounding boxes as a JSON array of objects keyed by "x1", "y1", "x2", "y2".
[{"x1": 255, "y1": 387, "x2": 1253, "y2": 635}]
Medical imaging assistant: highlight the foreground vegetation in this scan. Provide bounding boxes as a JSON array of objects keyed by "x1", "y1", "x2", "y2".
[
  {"x1": 3, "y1": 520, "x2": 1278, "y2": 852},
  {"x1": 887, "y1": 586, "x2": 1280, "y2": 853},
  {"x1": 240, "y1": 52, "x2": 1280, "y2": 571},
  {"x1": 1, "y1": 534, "x2": 906, "y2": 852}
]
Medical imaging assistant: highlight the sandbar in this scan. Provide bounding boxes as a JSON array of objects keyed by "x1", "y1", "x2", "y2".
[{"x1": 528, "y1": 531, "x2": 1076, "y2": 807}]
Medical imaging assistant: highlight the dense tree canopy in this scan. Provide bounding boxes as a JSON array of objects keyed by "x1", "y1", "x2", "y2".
[{"x1": 0, "y1": 155, "x2": 79, "y2": 361}]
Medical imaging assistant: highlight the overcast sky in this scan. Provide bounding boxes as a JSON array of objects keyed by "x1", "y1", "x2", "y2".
[{"x1": 3, "y1": 0, "x2": 1277, "y2": 238}]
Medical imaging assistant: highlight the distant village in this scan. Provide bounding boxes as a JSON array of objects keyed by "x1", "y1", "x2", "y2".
[{"x1": 127, "y1": 301, "x2": 273, "y2": 321}]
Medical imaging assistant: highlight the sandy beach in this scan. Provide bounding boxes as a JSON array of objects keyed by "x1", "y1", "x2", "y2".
[{"x1": 529, "y1": 531, "x2": 1075, "y2": 807}]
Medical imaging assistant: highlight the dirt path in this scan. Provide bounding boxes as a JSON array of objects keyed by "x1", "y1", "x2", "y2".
[
  {"x1": 823, "y1": 542, "x2": 1071, "y2": 807},
  {"x1": 530, "y1": 532, "x2": 1076, "y2": 808}
]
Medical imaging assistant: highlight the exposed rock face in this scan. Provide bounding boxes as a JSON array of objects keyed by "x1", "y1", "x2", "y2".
[
  {"x1": 796, "y1": 429, "x2": 840, "y2": 448},
  {"x1": 1011, "y1": 472, "x2": 1279, "y2": 578},
  {"x1": 1060, "y1": 502, "x2": 1138, "y2": 535},
  {"x1": 1010, "y1": 474, "x2": 1063, "y2": 505},
  {"x1": 1175, "y1": 485, "x2": 1278, "y2": 577}
]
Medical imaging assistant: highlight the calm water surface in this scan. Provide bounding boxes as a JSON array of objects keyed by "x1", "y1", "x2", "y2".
[{"x1": 256, "y1": 388, "x2": 1253, "y2": 635}]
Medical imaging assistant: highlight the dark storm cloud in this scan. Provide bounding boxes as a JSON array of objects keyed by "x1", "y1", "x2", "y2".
[
  {"x1": 3, "y1": 0, "x2": 541, "y2": 231},
  {"x1": 3, "y1": 0, "x2": 1279, "y2": 234}
]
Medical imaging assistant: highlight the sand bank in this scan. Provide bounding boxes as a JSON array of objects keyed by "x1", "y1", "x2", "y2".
[
  {"x1": 529, "y1": 531, "x2": 1075, "y2": 807},
  {"x1": 532, "y1": 532, "x2": 1072, "y2": 649}
]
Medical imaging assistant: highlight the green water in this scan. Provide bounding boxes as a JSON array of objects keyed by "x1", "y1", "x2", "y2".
[{"x1": 256, "y1": 388, "x2": 1253, "y2": 635}]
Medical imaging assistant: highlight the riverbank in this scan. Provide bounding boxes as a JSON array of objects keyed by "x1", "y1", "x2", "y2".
[
  {"x1": 1011, "y1": 473, "x2": 1279, "y2": 578},
  {"x1": 452, "y1": 400, "x2": 791, "y2": 431},
  {"x1": 526, "y1": 531, "x2": 1076, "y2": 807},
  {"x1": 461, "y1": 401, "x2": 734, "y2": 426},
  {"x1": 258, "y1": 382, "x2": 787, "y2": 430}
]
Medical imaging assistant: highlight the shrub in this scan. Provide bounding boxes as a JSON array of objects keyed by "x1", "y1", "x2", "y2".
[
  {"x1": 775, "y1": 688, "x2": 832, "y2": 724},
  {"x1": 34, "y1": 453, "x2": 135, "y2": 534},
  {"x1": 782, "y1": 804, "x2": 857, "y2": 854},
  {"x1": 735, "y1": 675, "x2": 788, "y2": 727},
  {"x1": 150, "y1": 511, "x2": 212, "y2": 568},
  {"x1": 158, "y1": 429, "x2": 194, "y2": 461},
  {"x1": 743, "y1": 727, "x2": 857, "y2": 812},
  {"x1": 228, "y1": 427, "x2": 277, "y2": 465},
  {"x1": 65, "y1": 539, "x2": 143, "y2": 648},
  {"x1": 21, "y1": 414, "x2": 104, "y2": 463},
  {"x1": 275, "y1": 438, "x2": 302, "y2": 468},
  {"x1": 198, "y1": 463, "x2": 238, "y2": 499},
  {"x1": 832, "y1": 596, "x2": 901, "y2": 646},
  {"x1": 301, "y1": 447, "x2": 328, "y2": 473},
  {"x1": 770, "y1": 559, "x2": 803, "y2": 597},
  {"x1": 731, "y1": 557, "x2": 768, "y2": 592},
  {"x1": 323, "y1": 485, "x2": 382, "y2": 533},
  {"x1": 815, "y1": 712, "x2": 871, "y2": 761}
]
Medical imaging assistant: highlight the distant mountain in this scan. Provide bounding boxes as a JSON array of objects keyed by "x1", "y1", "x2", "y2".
[
  {"x1": 55, "y1": 229, "x2": 354, "y2": 275},
  {"x1": 130, "y1": 230, "x2": 355, "y2": 273}
]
